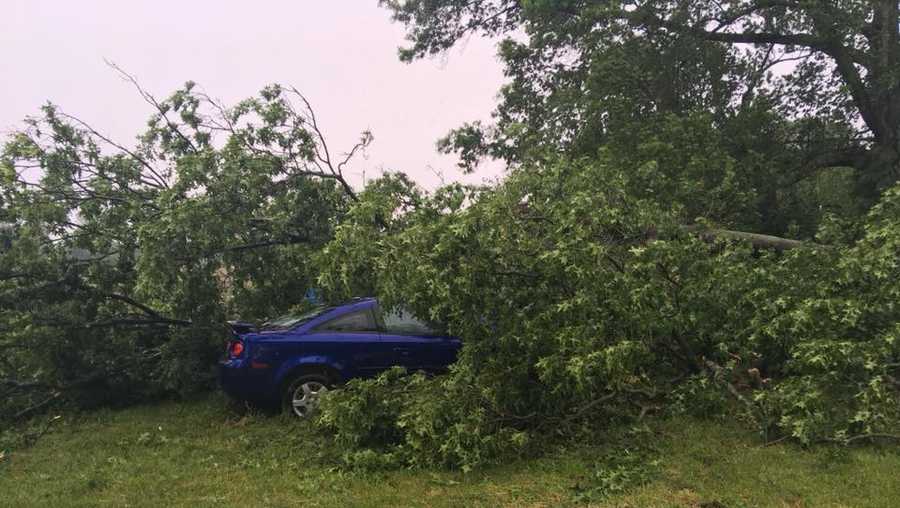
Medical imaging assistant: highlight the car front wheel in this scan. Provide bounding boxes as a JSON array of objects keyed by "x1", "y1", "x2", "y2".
[{"x1": 283, "y1": 374, "x2": 329, "y2": 418}]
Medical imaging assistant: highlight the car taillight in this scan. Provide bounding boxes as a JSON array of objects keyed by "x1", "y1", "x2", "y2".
[{"x1": 228, "y1": 340, "x2": 244, "y2": 358}]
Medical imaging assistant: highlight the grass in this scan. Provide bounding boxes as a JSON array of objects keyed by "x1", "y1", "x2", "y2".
[{"x1": 1, "y1": 395, "x2": 898, "y2": 507}]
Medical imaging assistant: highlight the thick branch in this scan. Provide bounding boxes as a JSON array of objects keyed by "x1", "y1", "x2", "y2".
[
  {"x1": 1, "y1": 378, "x2": 51, "y2": 391},
  {"x1": 827, "y1": 43, "x2": 880, "y2": 139},
  {"x1": 787, "y1": 145, "x2": 871, "y2": 185},
  {"x1": 641, "y1": 8, "x2": 879, "y2": 139},
  {"x1": 68, "y1": 279, "x2": 191, "y2": 326},
  {"x1": 34, "y1": 317, "x2": 191, "y2": 329},
  {"x1": 220, "y1": 235, "x2": 312, "y2": 253},
  {"x1": 101, "y1": 292, "x2": 171, "y2": 321},
  {"x1": 682, "y1": 226, "x2": 808, "y2": 250}
]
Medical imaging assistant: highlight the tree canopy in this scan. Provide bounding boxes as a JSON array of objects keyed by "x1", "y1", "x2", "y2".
[{"x1": 386, "y1": 0, "x2": 900, "y2": 229}]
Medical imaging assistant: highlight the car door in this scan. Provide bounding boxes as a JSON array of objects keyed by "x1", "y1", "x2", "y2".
[
  {"x1": 305, "y1": 307, "x2": 389, "y2": 377},
  {"x1": 376, "y1": 305, "x2": 456, "y2": 373}
]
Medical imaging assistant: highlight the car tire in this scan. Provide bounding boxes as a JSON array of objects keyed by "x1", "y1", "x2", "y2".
[{"x1": 282, "y1": 374, "x2": 330, "y2": 419}]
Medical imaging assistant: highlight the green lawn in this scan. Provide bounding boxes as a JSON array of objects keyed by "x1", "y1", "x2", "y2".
[{"x1": 1, "y1": 395, "x2": 898, "y2": 507}]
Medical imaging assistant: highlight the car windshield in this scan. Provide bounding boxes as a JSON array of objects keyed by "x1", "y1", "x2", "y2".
[{"x1": 260, "y1": 305, "x2": 333, "y2": 331}]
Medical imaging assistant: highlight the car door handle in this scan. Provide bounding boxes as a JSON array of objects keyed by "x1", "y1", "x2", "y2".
[{"x1": 392, "y1": 347, "x2": 411, "y2": 355}]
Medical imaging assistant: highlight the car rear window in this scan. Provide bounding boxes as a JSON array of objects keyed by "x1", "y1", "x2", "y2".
[
  {"x1": 259, "y1": 305, "x2": 335, "y2": 331},
  {"x1": 313, "y1": 309, "x2": 378, "y2": 333}
]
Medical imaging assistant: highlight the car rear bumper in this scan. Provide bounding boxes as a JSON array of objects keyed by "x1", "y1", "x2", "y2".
[
  {"x1": 219, "y1": 358, "x2": 277, "y2": 405},
  {"x1": 219, "y1": 358, "x2": 248, "y2": 397}
]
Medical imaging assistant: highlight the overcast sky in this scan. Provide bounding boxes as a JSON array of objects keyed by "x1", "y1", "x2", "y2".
[{"x1": 1, "y1": 0, "x2": 506, "y2": 189}]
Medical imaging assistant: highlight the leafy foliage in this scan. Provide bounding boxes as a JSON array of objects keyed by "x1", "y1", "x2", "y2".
[{"x1": 572, "y1": 444, "x2": 660, "y2": 503}]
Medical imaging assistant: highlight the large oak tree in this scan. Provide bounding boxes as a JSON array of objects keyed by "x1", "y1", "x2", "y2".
[{"x1": 384, "y1": 0, "x2": 900, "y2": 209}]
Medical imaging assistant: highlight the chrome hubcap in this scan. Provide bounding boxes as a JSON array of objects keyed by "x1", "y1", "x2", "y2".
[{"x1": 291, "y1": 381, "x2": 327, "y2": 418}]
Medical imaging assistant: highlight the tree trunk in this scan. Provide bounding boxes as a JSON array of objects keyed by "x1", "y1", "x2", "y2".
[{"x1": 857, "y1": 1, "x2": 900, "y2": 200}]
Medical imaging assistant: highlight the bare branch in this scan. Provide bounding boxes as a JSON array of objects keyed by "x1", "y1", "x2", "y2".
[
  {"x1": 55, "y1": 111, "x2": 169, "y2": 189},
  {"x1": 287, "y1": 86, "x2": 360, "y2": 200},
  {"x1": 337, "y1": 130, "x2": 374, "y2": 174},
  {"x1": 105, "y1": 59, "x2": 199, "y2": 154}
]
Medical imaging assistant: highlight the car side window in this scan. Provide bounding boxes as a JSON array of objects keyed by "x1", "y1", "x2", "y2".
[
  {"x1": 381, "y1": 307, "x2": 439, "y2": 336},
  {"x1": 313, "y1": 309, "x2": 378, "y2": 333}
]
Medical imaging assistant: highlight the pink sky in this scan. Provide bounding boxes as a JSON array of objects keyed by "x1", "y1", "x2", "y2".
[{"x1": 1, "y1": 1, "x2": 506, "y2": 189}]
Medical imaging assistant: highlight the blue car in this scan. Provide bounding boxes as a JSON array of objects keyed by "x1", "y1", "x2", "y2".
[{"x1": 219, "y1": 297, "x2": 461, "y2": 417}]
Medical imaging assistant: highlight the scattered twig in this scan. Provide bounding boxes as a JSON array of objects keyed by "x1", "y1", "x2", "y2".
[
  {"x1": 762, "y1": 435, "x2": 790, "y2": 447},
  {"x1": 14, "y1": 393, "x2": 61, "y2": 420},
  {"x1": 23, "y1": 415, "x2": 63, "y2": 447}
]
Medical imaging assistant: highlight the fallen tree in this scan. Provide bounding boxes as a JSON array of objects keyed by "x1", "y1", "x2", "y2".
[
  {"x1": 315, "y1": 157, "x2": 900, "y2": 469},
  {"x1": 0, "y1": 76, "x2": 366, "y2": 422}
]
